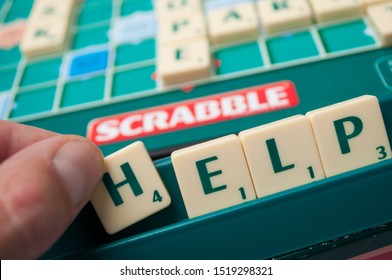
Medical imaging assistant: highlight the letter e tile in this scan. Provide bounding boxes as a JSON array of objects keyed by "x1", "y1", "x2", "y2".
[
  {"x1": 171, "y1": 135, "x2": 256, "y2": 218},
  {"x1": 157, "y1": 37, "x2": 211, "y2": 86}
]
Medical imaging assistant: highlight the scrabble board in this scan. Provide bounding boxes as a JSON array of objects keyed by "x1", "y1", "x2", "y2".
[{"x1": 1, "y1": 0, "x2": 392, "y2": 259}]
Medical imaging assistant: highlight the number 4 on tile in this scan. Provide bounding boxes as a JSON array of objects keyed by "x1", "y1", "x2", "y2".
[{"x1": 153, "y1": 190, "x2": 163, "y2": 202}]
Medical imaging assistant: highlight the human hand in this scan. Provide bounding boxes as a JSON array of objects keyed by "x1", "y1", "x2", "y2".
[{"x1": 0, "y1": 120, "x2": 104, "y2": 259}]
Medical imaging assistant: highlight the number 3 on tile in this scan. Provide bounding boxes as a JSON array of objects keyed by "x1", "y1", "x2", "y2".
[
  {"x1": 153, "y1": 189, "x2": 163, "y2": 202},
  {"x1": 377, "y1": 146, "x2": 388, "y2": 160}
]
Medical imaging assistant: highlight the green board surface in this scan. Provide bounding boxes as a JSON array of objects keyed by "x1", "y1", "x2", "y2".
[
  {"x1": 11, "y1": 86, "x2": 56, "y2": 118},
  {"x1": 215, "y1": 42, "x2": 264, "y2": 75},
  {"x1": 319, "y1": 20, "x2": 376, "y2": 53},
  {"x1": 267, "y1": 31, "x2": 319, "y2": 63},
  {"x1": 62, "y1": 75, "x2": 106, "y2": 107},
  {"x1": 0, "y1": 47, "x2": 21, "y2": 67},
  {"x1": 20, "y1": 57, "x2": 62, "y2": 87},
  {"x1": 0, "y1": 67, "x2": 16, "y2": 91}
]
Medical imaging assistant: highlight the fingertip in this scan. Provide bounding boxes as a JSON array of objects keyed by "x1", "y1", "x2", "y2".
[{"x1": 54, "y1": 138, "x2": 105, "y2": 207}]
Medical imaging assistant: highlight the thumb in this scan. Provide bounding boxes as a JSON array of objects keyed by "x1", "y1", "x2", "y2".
[{"x1": 0, "y1": 135, "x2": 104, "y2": 259}]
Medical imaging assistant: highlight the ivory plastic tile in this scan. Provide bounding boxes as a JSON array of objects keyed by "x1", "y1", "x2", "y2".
[
  {"x1": 172, "y1": 134, "x2": 256, "y2": 218},
  {"x1": 91, "y1": 141, "x2": 171, "y2": 234},
  {"x1": 309, "y1": 0, "x2": 365, "y2": 23},
  {"x1": 155, "y1": 0, "x2": 202, "y2": 19},
  {"x1": 367, "y1": 2, "x2": 392, "y2": 46},
  {"x1": 157, "y1": 37, "x2": 211, "y2": 85},
  {"x1": 207, "y1": 2, "x2": 259, "y2": 44},
  {"x1": 30, "y1": 0, "x2": 77, "y2": 21},
  {"x1": 306, "y1": 95, "x2": 392, "y2": 177},
  {"x1": 158, "y1": 13, "x2": 206, "y2": 45},
  {"x1": 257, "y1": 0, "x2": 312, "y2": 34},
  {"x1": 20, "y1": 19, "x2": 69, "y2": 58},
  {"x1": 239, "y1": 115, "x2": 325, "y2": 198},
  {"x1": 365, "y1": 0, "x2": 389, "y2": 6}
]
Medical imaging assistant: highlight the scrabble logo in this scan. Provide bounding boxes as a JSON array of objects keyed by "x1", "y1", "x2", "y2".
[{"x1": 88, "y1": 81, "x2": 299, "y2": 145}]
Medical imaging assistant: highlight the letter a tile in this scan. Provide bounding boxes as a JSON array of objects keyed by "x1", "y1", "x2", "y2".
[
  {"x1": 207, "y1": 2, "x2": 259, "y2": 44},
  {"x1": 239, "y1": 115, "x2": 325, "y2": 198},
  {"x1": 306, "y1": 95, "x2": 392, "y2": 177},
  {"x1": 91, "y1": 141, "x2": 171, "y2": 234},
  {"x1": 171, "y1": 135, "x2": 256, "y2": 218}
]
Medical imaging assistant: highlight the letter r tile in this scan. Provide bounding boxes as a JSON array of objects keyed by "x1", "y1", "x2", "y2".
[
  {"x1": 308, "y1": 0, "x2": 364, "y2": 23},
  {"x1": 306, "y1": 95, "x2": 392, "y2": 177},
  {"x1": 171, "y1": 135, "x2": 256, "y2": 218},
  {"x1": 91, "y1": 141, "x2": 171, "y2": 234}
]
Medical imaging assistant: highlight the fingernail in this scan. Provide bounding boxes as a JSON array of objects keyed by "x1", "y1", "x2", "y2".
[{"x1": 54, "y1": 140, "x2": 103, "y2": 206}]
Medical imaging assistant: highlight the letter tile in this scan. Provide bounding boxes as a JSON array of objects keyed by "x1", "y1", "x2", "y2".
[
  {"x1": 239, "y1": 115, "x2": 325, "y2": 197},
  {"x1": 172, "y1": 134, "x2": 256, "y2": 218},
  {"x1": 365, "y1": 0, "x2": 389, "y2": 6},
  {"x1": 309, "y1": 0, "x2": 365, "y2": 23},
  {"x1": 155, "y1": 0, "x2": 202, "y2": 20},
  {"x1": 207, "y1": 2, "x2": 259, "y2": 44},
  {"x1": 158, "y1": 13, "x2": 207, "y2": 45},
  {"x1": 306, "y1": 95, "x2": 391, "y2": 177},
  {"x1": 91, "y1": 141, "x2": 171, "y2": 234},
  {"x1": 367, "y1": 2, "x2": 392, "y2": 46},
  {"x1": 257, "y1": 0, "x2": 312, "y2": 34},
  {"x1": 30, "y1": 0, "x2": 77, "y2": 21},
  {"x1": 20, "y1": 19, "x2": 70, "y2": 58},
  {"x1": 157, "y1": 37, "x2": 211, "y2": 86}
]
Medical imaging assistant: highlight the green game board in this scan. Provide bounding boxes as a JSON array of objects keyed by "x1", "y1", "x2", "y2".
[{"x1": 1, "y1": 0, "x2": 392, "y2": 259}]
